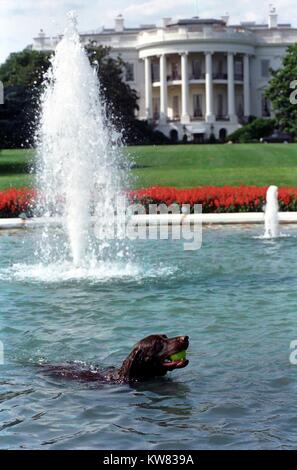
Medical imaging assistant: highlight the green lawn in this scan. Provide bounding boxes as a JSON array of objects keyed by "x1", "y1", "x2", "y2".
[
  {"x1": 1, "y1": 144, "x2": 297, "y2": 190},
  {"x1": 0, "y1": 149, "x2": 34, "y2": 190},
  {"x1": 129, "y1": 144, "x2": 297, "y2": 188}
]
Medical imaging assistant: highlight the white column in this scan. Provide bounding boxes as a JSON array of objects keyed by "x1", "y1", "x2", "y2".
[
  {"x1": 159, "y1": 54, "x2": 168, "y2": 124},
  {"x1": 227, "y1": 52, "x2": 236, "y2": 122},
  {"x1": 181, "y1": 52, "x2": 190, "y2": 123},
  {"x1": 205, "y1": 52, "x2": 214, "y2": 122},
  {"x1": 243, "y1": 54, "x2": 251, "y2": 117},
  {"x1": 144, "y1": 57, "x2": 152, "y2": 120}
]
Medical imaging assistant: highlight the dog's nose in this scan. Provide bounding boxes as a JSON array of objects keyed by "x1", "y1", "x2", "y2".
[{"x1": 181, "y1": 336, "x2": 189, "y2": 344}]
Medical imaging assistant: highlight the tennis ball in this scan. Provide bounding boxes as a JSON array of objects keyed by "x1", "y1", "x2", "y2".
[{"x1": 169, "y1": 350, "x2": 186, "y2": 361}]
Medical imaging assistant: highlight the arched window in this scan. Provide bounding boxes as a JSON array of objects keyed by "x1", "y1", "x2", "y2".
[
  {"x1": 170, "y1": 129, "x2": 178, "y2": 143},
  {"x1": 219, "y1": 128, "x2": 227, "y2": 142}
]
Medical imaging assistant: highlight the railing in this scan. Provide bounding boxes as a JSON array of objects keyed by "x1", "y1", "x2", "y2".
[
  {"x1": 213, "y1": 73, "x2": 228, "y2": 80},
  {"x1": 167, "y1": 74, "x2": 181, "y2": 81},
  {"x1": 138, "y1": 25, "x2": 256, "y2": 47},
  {"x1": 216, "y1": 115, "x2": 230, "y2": 121},
  {"x1": 151, "y1": 72, "x2": 244, "y2": 83},
  {"x1": 191, "y1": 115, "x2": 204, "y2": 121},
  {"x1": 189, "y1": 73, "x2": 205, "y2": 80},
  {"x1": 254, "y1": 29, "x2": 297, "y2": 44}
]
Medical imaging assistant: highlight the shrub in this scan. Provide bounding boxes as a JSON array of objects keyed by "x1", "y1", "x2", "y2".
[
  {"x1": 124, "y1": 120, "x2": 170, "y2": 145},
  {"x1": 228, "y1": 118, "x2": 276, "y2": 143}
]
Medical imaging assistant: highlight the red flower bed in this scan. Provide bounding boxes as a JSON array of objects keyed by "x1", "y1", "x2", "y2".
[
  {"x1": 0, "y1": 188, "x2": 36, "y2": 218},
  {"x1": 129, "y1": 186, "x2": 297, "y2": 213},
  {"x1": 1, "y1": 186, "x2": 297, "y2": 218}
]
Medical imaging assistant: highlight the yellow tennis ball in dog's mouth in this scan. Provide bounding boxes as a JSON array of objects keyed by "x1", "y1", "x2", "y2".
[{"x1": 169, "y1": 350, "x2": 186, "y2": 361}]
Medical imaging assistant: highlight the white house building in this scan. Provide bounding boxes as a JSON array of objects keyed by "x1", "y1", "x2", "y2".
[{"x1": 33, "y1": 8, "x2": 297, "y2": 142}]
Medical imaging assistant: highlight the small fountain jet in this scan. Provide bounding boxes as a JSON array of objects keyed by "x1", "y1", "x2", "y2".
[{"x1": 264, "y1": 185, "x2": 279, "y2": 238}]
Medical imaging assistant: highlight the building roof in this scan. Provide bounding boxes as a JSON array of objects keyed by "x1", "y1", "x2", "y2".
[
  {"x1": 168, "y1": 18, "x2": 226, "y2": 27},
  {"x1": 81, "y1": 25, "x2": 156, "y2": 36}
]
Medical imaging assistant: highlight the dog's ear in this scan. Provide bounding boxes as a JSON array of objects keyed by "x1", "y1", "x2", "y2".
[{"x1": 119, "y1": 345, "x2": 144, "y2": 380}]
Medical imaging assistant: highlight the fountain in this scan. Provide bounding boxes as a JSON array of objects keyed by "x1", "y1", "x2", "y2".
[
  {"x1": 264, "y1": 185, "x2": 279, "y2": 239},
  {"x1": 35, "y1": 12, "x2": 129, "y2": 268}
]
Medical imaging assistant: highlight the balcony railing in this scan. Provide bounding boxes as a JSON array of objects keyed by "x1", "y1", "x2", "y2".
[
  {"x1": 213, "y1": 73, "x2": 227, "y2": 80},
  {"x1": 151, "y1": 72, "x2": 244, "y2": 83},
  {"x1": 167, "y1": 74, "x2": 181, "y2": 81},
  {"x1": 216, "y1": 115, "x2": 230, "y2": 121},
  {"x1": 191, "y1": 115, "x2": 204, "y2": 121},
  {"x1": 189, "y1": 73, "x2": 205, "y2": 80}
]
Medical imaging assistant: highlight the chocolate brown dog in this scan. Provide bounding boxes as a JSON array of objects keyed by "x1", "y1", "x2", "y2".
[{"x1": 42, "y1": 334, "x2": 189, "y2": 383}]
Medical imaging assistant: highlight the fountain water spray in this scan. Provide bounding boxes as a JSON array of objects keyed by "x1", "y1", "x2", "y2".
[
  {"x1": 35, "y1": 12, "x2": 130, "y2": 267},
  {"x1": 264, "y1": 185, "x2": 279, "y2": 239}
]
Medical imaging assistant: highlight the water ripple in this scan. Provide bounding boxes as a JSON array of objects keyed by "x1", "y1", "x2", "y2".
[{"x1": 1, "y1": 227, "x2": 297, "y2": 449}]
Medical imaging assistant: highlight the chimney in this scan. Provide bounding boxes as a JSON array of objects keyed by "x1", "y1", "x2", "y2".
[
  {"x1": 221, "y1": 13, "x2": 229, "y2": 26},
  {"x1": 162, "y1": 17, "x2": 172, "y2": 28},
  {"x1": 268, "y1": 6, "x2": 278, "y2": 28},
  {"x1": 38, "y1": 29, "x2": 46, "y2": 39},
  {"x1": 37, "y1": 29, "x2": 46, "y2": 48},
  {"x1": 115, "y1": 14, "x2": 124, "y2": 32}
]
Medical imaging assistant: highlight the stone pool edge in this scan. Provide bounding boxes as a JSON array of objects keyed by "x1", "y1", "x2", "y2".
[{"x1": 1, "y1": 212, "x2": 297, "y2": 230}]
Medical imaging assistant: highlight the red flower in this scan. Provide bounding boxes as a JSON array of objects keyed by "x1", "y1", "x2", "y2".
[
  {"x1": 128, "y1": 185, "x2": 297, "y2": 214},
  {"x1": 1, "y1": 185, "x2": 297, "y2": 218},
  {"x1": 0, "y1": 188, "x2": 36, "y2": 218}
]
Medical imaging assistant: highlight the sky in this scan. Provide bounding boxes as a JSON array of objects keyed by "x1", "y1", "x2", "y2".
[{"x1": 0, "y1": 0, "x2": 296, "y2": 64}]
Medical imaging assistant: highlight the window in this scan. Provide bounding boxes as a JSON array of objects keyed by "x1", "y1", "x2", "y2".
[
  {"x1": 262, "y1": 94, "x2": 271, "y2": 117},
  {"x1": 217, "y1": 94, "x2": 224, "y2": 117},
  {"x1": 261, "y1": 60, "x2": 270, "y2": 78},
  {"x1": 193, "y1": 94, "x2": 203, "y2": 117},
  {"x1": 151, "y1": 62, "x2": 160, "y2": 82},
  {"x1": 172, "y1": 96, "x2": 180, "y2": 118},
  {"x1": 192, "y1": 59, "x2": 202, "y2": 79},
  {"x1": 236, "y1": 94, "x2": 244, "y2": 117},
  {"x1": 152, "y1": 97, "x2": 160, "y2": 120},
  {"x1": 171, "y1": 63, "x2": 180, "y2": 80},
  {"x1": 125, "y1": 63, "x2": 134, "y2": 82},
  {"x1": 235, "y1": 60, "x2": 243, "y2": 79},
  {"x1": 218, "y1": 59, "x2": 224, "y2": 75}
]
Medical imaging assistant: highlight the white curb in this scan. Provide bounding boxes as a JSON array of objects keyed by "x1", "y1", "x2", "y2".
[{"x1": 1, "y1": 212, "x2": 297, "y2": 230}]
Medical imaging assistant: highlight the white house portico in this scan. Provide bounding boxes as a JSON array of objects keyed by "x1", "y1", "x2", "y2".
[
  {"x1": 137, "y1": 19, "x2": 257, "y2": 140},
  {"x1": 33, "y1": 8, "x2": 297, "y2": 142}
]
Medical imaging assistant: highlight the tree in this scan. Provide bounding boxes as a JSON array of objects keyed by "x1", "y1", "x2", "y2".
[
  {"x1": 85, "y1": 44, "x2": 139, "y2": 142},
  {"x1": 0, "y1": 45, "x2": 164, "y2": 148},
  {"x1": 0, "y1": 49, "x2": 50, "y2": 148},
  {"x1": 266, "y1": 44, "x2": 297, "y2": 136},
  {"x1": 0, "y1": 48, "x2": 51, "y2": 88}
]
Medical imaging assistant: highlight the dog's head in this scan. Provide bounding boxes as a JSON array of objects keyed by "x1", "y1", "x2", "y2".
[{"x1": 118, "y1": 334, "x2": 189, "y2": 382}]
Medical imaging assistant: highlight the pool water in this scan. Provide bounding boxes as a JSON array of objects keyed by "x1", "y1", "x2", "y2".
[{"x1": 1, "y1": 226, "x2": 297, "y2": 450}]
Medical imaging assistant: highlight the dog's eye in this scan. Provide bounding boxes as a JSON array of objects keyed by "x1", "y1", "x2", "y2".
[
  {"x1": 154, "y1": 342, "x2": 164, "y2": 353},
  {"x1": 161, "y1": 335, "x2": 168, "y2": 339}
]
